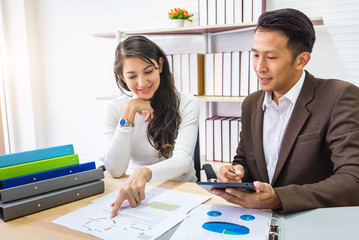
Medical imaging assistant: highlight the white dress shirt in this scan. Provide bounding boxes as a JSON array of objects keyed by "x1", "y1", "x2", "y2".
[{"x1": 262, "y1": 71, "x2": 306, "y2": 183}]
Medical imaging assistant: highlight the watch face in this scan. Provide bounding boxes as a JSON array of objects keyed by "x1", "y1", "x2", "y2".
[{"x1": 120, "y1": 119, "x2": 126, "y2": 127}]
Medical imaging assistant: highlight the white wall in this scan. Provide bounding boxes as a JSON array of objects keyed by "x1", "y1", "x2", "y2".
[{"x1": 1, "y1": 0, "x2": 359, "y2": 163}]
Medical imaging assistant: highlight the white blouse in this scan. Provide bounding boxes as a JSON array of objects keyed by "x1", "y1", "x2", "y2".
[{"x1": 103, "y1": 92, "x2": 199, "y2": 182}]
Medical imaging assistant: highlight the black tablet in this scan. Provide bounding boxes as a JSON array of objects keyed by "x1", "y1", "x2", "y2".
[{"x1": 197, "y1": 182, "x2": 255, "y2": 193}]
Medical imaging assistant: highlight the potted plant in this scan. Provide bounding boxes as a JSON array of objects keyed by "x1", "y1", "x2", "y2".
[{"x1": 168, "y1": 8, "x2": 193, "y2": 27}]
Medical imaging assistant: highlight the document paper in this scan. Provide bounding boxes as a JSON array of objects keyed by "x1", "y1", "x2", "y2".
[
  {"x1": 170, "y1": 204, "x2": 272, "y2": 240},
  {"x1": 53, "y1": 186, "x2": 210, "y2": 240}
]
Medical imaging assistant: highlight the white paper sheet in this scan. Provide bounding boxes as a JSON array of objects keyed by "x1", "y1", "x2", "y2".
[
  {"x1": 170, "y1": 204, "x2": 272, "y2": 240},
  {"x1": 53, "y1": 186, "x2": 210, "y2": 240},
  {"x1": 91, "y1": 186, "x2": 168, "y2": 212}
]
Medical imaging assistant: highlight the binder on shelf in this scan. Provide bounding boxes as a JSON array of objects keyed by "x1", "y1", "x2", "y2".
[
  {"x1": 216, "y1": 0, "x2": 225, "y2": 25},
  {"x1": 0, "y1": 168, "x2": 104, "y2": 203},
  {"x1": 0, "y1": 154, "x2": 79, "y2": 180},
  {"x1": 166, "y1": 55, "x2": 173, "y2": 74},
  {"x1": 222, "y1": 52, "x2": 232, "y2": 97},
  {"x1": 199, "y1": 0, "x2": 208, "y2": 26},
  {"x1": 231, "y1": 51, "x2": 240, "y2": 97},
  {"x1": 0, "y1": 180, "x2": 104, "y2": 221},
  {"x1": 205, "y1": 53, "x2": 215, "y2": 96},
  {"x1": 249, "y1": 51, "x2": 259, "y2": 94},
  {"x1": 207, "y1": 0, "x2": 216, "y2": 25},
  {"x1": 243, "y1": 0, "x2": 253, "y2": 22},
  {"x1": 214, "y1": 53, "x2": 223, "y2": 96},
  {"x1": 173, "y1": 54, "x2": 182, "y2": 92},
  {"x1": 240, "y1": 51, "x2": 250, "y2": 97},
  {"x1": 0, "y1": 144, "x2": 74, "y2": 168},
  {"x1": 214, "y1": 117, "x2": 229, "y2": 162},
  {"x1": 181, "y1": 54, "x2": 190, "y2": 94},
  {"x1": 225, "y1": 0, "x2": 234, "y2": 24},
  {"x1": 205, "y1": 116, "x2": 220, "y2": 161},
  {"x1": 189, "y1": 53, "x2": 204, "y2": 96},
  {"x1": 253, "y1": 0, "x2": 266, "y2": 22},
  {"x1": 234, "y1": 0, "x2": 243, "y2": 23},
  {"x1": 230, "y1": 117, "x2": 242, "y2": 162},
  {"x1": 222, "y1": 117, "x2": 237, "y2": 163},
  {"x1": 0, "y1": 162, "x2": 96, "y2": 190}
]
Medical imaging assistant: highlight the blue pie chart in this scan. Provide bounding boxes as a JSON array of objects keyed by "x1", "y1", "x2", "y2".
[
  {"x1": 202, "y1": 221, "x2": 250, "y2": 235},
  {"x1": 207, "y1": 211, "x2": 222, "y2": 217},
  {"x1": 240, "y1": 214, "x2": 255, "y2": 221}
]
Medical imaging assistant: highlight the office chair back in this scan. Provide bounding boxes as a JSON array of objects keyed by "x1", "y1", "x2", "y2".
[{"x1": 194, "y1": 133, "x2": 201, "y2": 182}]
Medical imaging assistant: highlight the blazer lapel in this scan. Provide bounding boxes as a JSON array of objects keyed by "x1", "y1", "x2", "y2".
[
  {"x1": 271, "y1": 71, "x2": 315, "y2": 185},
  {"x1": 251, "y1": 93, "x2": 270, "y2": 183}
]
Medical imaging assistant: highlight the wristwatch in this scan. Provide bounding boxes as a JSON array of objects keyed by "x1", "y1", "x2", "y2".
[{"x1": 119, "y1": 118, "x2": 134, "y2": 128}]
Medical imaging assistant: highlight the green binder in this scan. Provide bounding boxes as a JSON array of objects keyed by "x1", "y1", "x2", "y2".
[{"x1": 0, "y1": 154, "x2": 79, "y2": 180}]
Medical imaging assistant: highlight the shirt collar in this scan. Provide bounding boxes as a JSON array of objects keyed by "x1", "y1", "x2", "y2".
[{"x1": 262, "y1": 71, "x2": 306, "y2": 111}]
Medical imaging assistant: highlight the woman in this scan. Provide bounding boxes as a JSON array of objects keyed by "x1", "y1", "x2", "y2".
[{"x1": 103, "y1": 36, "x2": 199, "y2": 217}]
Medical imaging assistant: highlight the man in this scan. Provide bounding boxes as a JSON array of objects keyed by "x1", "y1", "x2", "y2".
[{"x1": 212, "y1": 8, "x2": 359, "y2": 213}]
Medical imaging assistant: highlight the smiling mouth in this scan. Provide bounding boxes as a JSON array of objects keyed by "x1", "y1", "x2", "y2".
[
  {"x1": 138, "y1": 85, "x2": 152, "y2": 94},
  {"x1": 259, "y1": 77, "x2": 272, "y2": 83}
]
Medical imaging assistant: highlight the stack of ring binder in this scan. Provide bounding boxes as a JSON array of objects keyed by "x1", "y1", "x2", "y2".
[{"x1": 0, "y1": 144, "x2": 105, "y2": 221}]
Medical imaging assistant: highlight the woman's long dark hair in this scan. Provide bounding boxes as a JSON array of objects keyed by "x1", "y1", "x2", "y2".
[{"x1": 113, "y1": 36, "x2": 181, "y2": 159}]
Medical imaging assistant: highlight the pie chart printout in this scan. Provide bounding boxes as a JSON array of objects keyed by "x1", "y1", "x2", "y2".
[
  {"x1": 207, "y1": 211, "x2": 222, "y2": 217},
  {"x1": 169, "y1": 205, "x2": 272, "y2": 239},
  {"x1": 202, "y1": 221, "x2": 250, "y2": 235},
  {"x1": 240, "y1": 214, "x2": 256, "y2": 221}
]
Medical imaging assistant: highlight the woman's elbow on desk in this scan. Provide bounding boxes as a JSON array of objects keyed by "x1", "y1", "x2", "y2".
[{"x1": 104, "y1": 158, "x2": 127, "y2": 178}]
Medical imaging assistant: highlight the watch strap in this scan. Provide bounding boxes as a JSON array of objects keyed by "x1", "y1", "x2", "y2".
[{"x1": 119, "y1": 118, "x2": 134, "y2": 128}]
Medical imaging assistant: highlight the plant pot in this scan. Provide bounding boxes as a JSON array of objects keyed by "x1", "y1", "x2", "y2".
[{"x1": 171, "y1": 19, "x2": 186, "y2": 27}]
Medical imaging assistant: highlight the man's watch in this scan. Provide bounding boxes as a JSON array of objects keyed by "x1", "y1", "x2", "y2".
[{"x1": 119, "y1": 118, "x2": 134, "y2": 128}]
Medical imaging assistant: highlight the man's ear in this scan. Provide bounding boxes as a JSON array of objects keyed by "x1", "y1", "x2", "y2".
[
  {"x1": 158, "y1": 57, "x2": 164, "y2": 73},
  {"x1": 295, "y1": 52, "x2": 311, "y2": 70}
]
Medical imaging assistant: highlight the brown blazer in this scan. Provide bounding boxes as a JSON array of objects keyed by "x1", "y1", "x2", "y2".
[{"x1": 233, "y1": 71, "x2": 359, "y2": 213}]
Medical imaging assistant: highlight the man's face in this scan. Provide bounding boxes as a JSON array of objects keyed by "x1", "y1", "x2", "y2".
[{"x1": 252, "y1": 30, "x2": 302, "y2": 101}]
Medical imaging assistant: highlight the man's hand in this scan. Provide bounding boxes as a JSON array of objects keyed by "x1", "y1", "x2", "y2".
[
  {"x1": 211, "y1": 181, "x2": 282, "y2": 210},
  {"x1": 110, "y1": 167, "x2": 152, "y2": 217},
  {"x1": 217, "y1": 165, "x2": 244, "y2": 182}
]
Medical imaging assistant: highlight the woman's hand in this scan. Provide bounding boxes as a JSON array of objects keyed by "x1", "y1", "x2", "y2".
[
  {"x1": 122, "y1": 98, "x2": 154, "y2": 124},
  {"x1": 110, "y1": 167, "x2": 152, "y2": 217}
]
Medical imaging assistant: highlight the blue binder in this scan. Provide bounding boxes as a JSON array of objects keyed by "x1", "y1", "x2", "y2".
[
  {"x1": 0, "y1": 144, "x2": 74, "y2": 168},
  {"x1": 0, "y1": 161, "x2": 96, "y2": 189}
]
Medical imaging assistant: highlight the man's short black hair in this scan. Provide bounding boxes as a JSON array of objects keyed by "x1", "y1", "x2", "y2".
[{"x1": 256, "y1": 8, "x2": 316, "y2": 61}]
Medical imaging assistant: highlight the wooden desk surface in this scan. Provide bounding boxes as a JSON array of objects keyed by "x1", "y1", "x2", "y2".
[{"x1": 0, "y1": 173, "x2": 232, "y2": 240}]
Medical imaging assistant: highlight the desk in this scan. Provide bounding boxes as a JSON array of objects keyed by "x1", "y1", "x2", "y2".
[
  {"x1": 1, "y1": 175, "x2": 358, "y2": 240},
  {"x1": 278, "y1": 206, "x2": 359, "y2": 240},
  {"x1": 0, "y1": 174, "x2": 230, "y2": 240}
]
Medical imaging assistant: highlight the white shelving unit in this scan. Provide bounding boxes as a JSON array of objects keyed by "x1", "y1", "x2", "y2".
[
  {"x1": 94, "y1": 17, "x2": 323, "y2": 103},
  {"x1": 93, "y1": 17, "x2": 323, "y2": 37},
  {"x1": 94, "y1": 17, "x2": 324, "y2": 171}
]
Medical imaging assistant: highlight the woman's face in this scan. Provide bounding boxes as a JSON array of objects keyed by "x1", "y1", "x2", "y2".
[{"x1": 121, "y1": 57, "x2": 163, "y2": 100}]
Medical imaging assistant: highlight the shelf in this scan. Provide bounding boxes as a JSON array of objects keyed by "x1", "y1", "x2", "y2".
[
  {"x1": 93, "y1": 17, "x2": 324, "y2": 39},
  {"x1": 96, "y1": 95, "x2": 246, "y2": 102},
  {"x1": 201, "y1": 156, "x2": 230, "y2": 174},
  {"x1": 197, "y1": 96, "x2": 246, "y2": 102}
]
